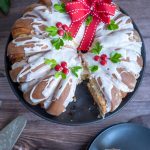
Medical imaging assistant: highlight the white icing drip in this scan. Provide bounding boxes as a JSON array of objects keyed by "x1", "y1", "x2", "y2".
[
  {"x1": 63, "y1": 78, "x2": 77, "y2": 108},
  {"x1": 11, "y1": 2, "x2": 143, "y2": 114},
  {"x1": 12, "y1": 36, "x2": 52, "y2": 55},
  {"x1": 28, "y1": 53, "x2": 45, "y2": 63},
  {"x1": 20, "y1": 79, "x2": 38, "y2": 93},
  {"x1": 30, "y1": 76, "x2": 61, "y2": 104},
  {"x1": 12, "y1": 60, "x2": 27, "y2": 70}
]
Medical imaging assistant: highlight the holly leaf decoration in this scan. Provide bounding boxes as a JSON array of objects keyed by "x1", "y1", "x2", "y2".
[
  {"x1": 89, "y1": 65, "x2": 99, "y2": 72},
  {"x1": 107, "y1": 20, "x2": 119, "y2": 31},
  {"x1": 45, "y1": 26, "x2": 58, "y2": 37},
  {"x1": 55, "y1": 72, "x2": 66, "y2": 79},
  {"x1": 110, "y1": 51, "x2": 122, "y2": 63},
  {"x1": 51, "y1": 38, "x2": 64, "y2": 50},
  {"x1": 85, "y1": 15, "x2": 93, "y2": 26},
  {"x1": 91, "y1": 42, "x2": 103, "y2": 55},
  {"x1": 0, "y1": 0, "x2": 10, "y2": 15},
  {"x1": 63, "y1": 32, "x2": 73, "y2": 41},
  {"x1": 44, "y1": 58, "x2": 57, "y2": 68},
  {"x1": 54, "y1": 3, "x2": 66, "y2": 13},
  {"x1": 70, "y1": 66, "x2": 82, "y2": 77}
]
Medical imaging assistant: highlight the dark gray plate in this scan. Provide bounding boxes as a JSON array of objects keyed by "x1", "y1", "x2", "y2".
[
  {"x1": 88, "y1": 123, "x2": 150, "y2": 150},
  {"x1": 4, "y1": 9, "x2": 146, "y2": 125}
]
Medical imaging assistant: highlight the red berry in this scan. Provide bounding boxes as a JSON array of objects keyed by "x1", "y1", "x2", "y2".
[
  {"x1": 100, "y1": 60, "x2": 107, "y2": 66},
  {"x1": 101, "y1": 54, "x2": 107, "y2": 60},
  {"x1": 55, "y1": 65, "x2": 63, "y2": 71},
  {"x1": 62, "y1": 24, "x2": 69, "y2": 31},
  {"x1": 62, "y1": 68, "x2": 69, "y2": 74},
  {"x1": 61, "y1": 61, "x2": 67, "y2": 68},
  {"x1": 56, "y1": 22, "x2": 62, "y2": 28},
  {"x1": 58, "y1": 30, "x2": 64, "y2": 36},
  {"x1": 94, "y1": 55, "x2": 100, "y2": 61}
]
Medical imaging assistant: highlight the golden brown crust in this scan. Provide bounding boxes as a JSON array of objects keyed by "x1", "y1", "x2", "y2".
[
  {"x1": 137, "y1": 56, "x2": 143, "y2": 67},
  {"x1": 12, "y1": 19, "x2": 33, "y2": 38},
  {"x1": 9, "y1": 67, "x2": 23, "y2": 82},
  {"x1": 24, "y1": 3, "x2": 43, "y2": 13},
  {"x1": 117, "y1": 68, "x2": 136, "y2": 90},
  {"x1": 110, "y1": 87, "x2": 122, "y2": 112},
  {"x1": 39, "y1": 0, "x2": 52, "y2": 7},
  {"x1": 47, "y1": 82, "x2": 71, "y2": 116}
]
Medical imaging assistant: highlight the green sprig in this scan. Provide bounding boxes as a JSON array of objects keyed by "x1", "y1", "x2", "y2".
[
  {"x1": 110, "y1": 51, "x2": 122, "y2": 63},
  {"x1": 63, "y1": 32, "x2": 73, "y2": 41},
  {"x1": 70, "y1": 66, "x2": 82, "y2": 77},
  {"x1": 107, "y1": 20, "x2": 119, "y2": 31},
  {"x1": 54, "y1": 3, "x2": 66, "y2": 13},
  {"x1": 91, "y1": 42, "x2": 103, "y2": 55},
  {"x1": 45, "y1": 26, "x2": 58, "y2": 36},
  {"x1": 89, "y1": 65, "x2": 99, "y2": 73},
  {"x1": 51, "y1": 38, "x2": 64, "y2": 50},
  {"x1": 55, "y1": 72, "x2": 66, "y2": 79},
  {"x1": 44, "y1": 58, "x2": 57, "y2": 68}
]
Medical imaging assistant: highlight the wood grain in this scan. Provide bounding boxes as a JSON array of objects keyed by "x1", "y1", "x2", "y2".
[{"x1": 0, "y1": 0, "x2": 150, "y2": 149}]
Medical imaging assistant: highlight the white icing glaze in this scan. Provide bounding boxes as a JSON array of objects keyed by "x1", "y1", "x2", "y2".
[
  {"x1": 10, "y1": 0, "x2": 143, "y2": 115},
  {"x1": 30, "y1": 76, "x2": 61, "y2": 104},
  {"x1": 12, "y1": 36, "x2": 52, "y2": 56}
]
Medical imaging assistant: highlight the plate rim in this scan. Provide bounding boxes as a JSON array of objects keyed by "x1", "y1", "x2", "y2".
[
  {"x1": 88, "y1": 123, "x2": 150, "y2": 150},
  {"x1": 4, "y1": 8, "x2": 146, "y2": 126}
]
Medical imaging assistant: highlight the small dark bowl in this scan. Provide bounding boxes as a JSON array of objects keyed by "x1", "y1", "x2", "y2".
[{"x1": 4, "y1": 9, "x2": 146, "y2": 125}]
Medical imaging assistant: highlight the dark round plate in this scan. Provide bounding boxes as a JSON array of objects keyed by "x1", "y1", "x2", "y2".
[
  {"x1": 88, "y1": 123, "x2": 150, "y2": 150},
  {"x1": 4, "y1": 9, "x2": 146, "y2": 125}
]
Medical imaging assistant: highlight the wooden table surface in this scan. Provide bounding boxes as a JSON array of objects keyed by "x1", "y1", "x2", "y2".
[{"x1": 0, "y1": 0, "x2": 150, "y2": 149}]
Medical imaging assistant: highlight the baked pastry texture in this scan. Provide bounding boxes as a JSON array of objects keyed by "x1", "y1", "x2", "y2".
[{"x1": 7, "y1": 0, "x2": 143, "y2": 117}]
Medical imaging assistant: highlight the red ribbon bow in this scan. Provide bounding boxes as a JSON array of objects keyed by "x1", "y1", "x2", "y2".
[{"x1": 65, "y1": 0, "x2": 116, "y2": 51}]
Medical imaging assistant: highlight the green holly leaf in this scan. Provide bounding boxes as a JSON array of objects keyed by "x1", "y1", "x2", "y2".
[
  {"x1": 89, "y1": 65, "x2": 99, "y2": 72},
  {"x1": 54, "y1": 3, "x2": 66, "y2": 13},
  {"x1": 107, "y1": 20, "x2": 119, "y2": 31},
  {"x1": 44, "y1": 58, "x2": 57, "y2": 68},
  {"x1": 91, "y1": 42, "x2": 103, "y2": 55},
  {"x1": 45, "y1": 26, "x2": 58, "y2": 37},
  {"x1": 0, "y1": 0, "x2": 10, "y2": 15},
  {"x1": 55, "y1": 72, "x2": 66, "y2": 79},
  {"x1": 70, "y1": 66, "x2": 82, "y2": 77},
  {"x1": 110, "y1": 51, "x2": 122, "y2": 63},
  {"x1": 51, "y1": 38, "x2": 64, "y2": 50},
  {"x1": 85, "y1": 15, "x2": 93, "y2": 26},
  {"x1": 63, "y1": 32, "x2": 73, "y2": 41}
]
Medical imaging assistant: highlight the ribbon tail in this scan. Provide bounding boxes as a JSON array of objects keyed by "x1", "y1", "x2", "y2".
[
  {"x1": 68, "y1": 20, "x2": 85, "y2": 38},
  {"x1": 77, "y1": 17, "x2": 100, "y2": 51}
]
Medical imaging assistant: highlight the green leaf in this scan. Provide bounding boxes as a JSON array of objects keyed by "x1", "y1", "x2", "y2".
[
  {"x1": 55, "y1": 72, "x2": 61, "y2": 78},
  {"x1": 63, "y1": 32, "x2": 73, "y2": 41},
  {"x1": 61, "y1": 72, "x2": 67, "y2": 79},
  {"x1": 70, "y1": 66, "x2": 82, "y2": 78},
  {"x1": 55, "y1": 72, "x2": 66, "y2": 79},
  {"x1": 44, "y1": 58, "x2": 57, "y2": 68},
  {"x1": 91, "y1": 42, "x2": 103, "y2": 55},
  {"x1": 89, "y1": 65, "x2": 99, "y2": 72},
  {"x1": 54, "y1": 3, "x2": 66, "y2": 13},
  {"x1": 110, "y1": 51, "x2": 122, "y2": 63},
  {"x1": 0, "y1": 0, "x2": 10, "y2": 15},
  {"x1": 85, "y1": 15, "x2": 93, "y2": 26},
  {"x1": 107, "y1": 20, "x2": 119, "y2": 31},
  {"x1": 45, "y1": 26, "x2": 58, "y2": 37},
  {"x1": 51, "y1": 38, "x2": 64, "y2": 50}
]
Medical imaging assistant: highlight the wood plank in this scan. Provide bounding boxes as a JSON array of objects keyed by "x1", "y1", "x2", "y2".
[{"x1": 0, "y1": 0, "x2": 149, "y2": 149}]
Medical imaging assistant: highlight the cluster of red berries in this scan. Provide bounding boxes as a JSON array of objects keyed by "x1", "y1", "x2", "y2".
[
  {"x1": 56, "y1": 22, "x2": 69, "y2": 36},
  {"x1": 93, "y1": 54, "x2": 108, "y2": 66},
  {"x1": 55, "y1": 61, "x2": 69, "y2": 75}
]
